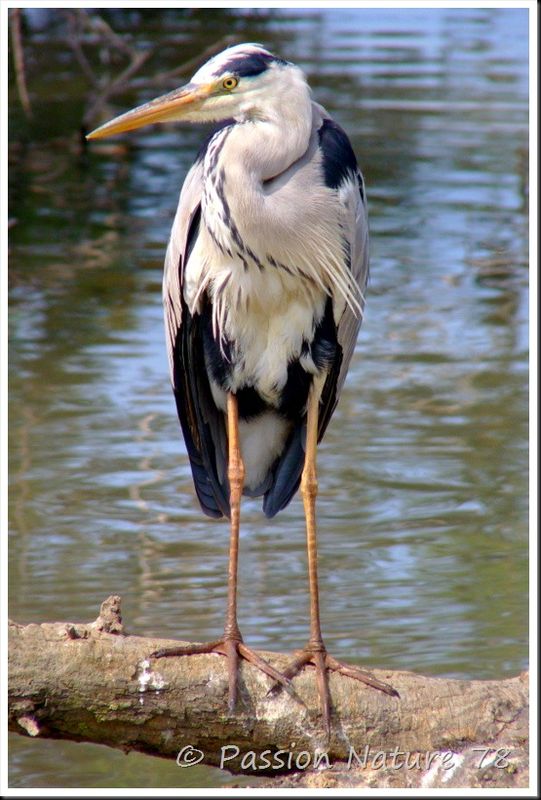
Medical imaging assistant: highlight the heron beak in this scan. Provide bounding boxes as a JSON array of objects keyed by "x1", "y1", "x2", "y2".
[{"x1": 86, "y1": 82, "x2": 215, "y2": 139}]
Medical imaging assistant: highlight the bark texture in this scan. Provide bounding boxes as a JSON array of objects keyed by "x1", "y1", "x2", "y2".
[{"x1": 8, "y1": 597, "x2": 529, "y2": 788}]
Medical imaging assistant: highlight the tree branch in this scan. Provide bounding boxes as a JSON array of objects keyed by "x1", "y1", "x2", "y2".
[
  {"x1": 147, "y1": 34, "x2": 238, "y2": 87},
  {"x1": 9, "y1": 9, "x2": 33, "y2": 119},
  {"x1": 8, "y1": 597, "x2": 529, "y2": 787}
]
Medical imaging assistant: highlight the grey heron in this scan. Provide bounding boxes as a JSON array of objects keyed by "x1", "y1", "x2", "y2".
[{"x1": 87, "y1": 42, "x2": 398, "y2": 731}]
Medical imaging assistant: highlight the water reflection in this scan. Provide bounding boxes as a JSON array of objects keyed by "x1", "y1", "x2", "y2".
[{"x1": 9, "y1": 6, "x2": 528, "y2": 790}]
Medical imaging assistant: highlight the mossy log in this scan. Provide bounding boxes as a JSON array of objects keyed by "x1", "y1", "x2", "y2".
[{"x1": 8, "y1": 596, "x2": 529, "y2": 788}]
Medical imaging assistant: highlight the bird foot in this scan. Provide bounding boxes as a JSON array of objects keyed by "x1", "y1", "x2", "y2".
[
  {"x1": 269, "y1": 643, "x2": 399, "y2": 734},
  {"x1": 150, "y1": 636, "x2": 292, "y2": 712}
]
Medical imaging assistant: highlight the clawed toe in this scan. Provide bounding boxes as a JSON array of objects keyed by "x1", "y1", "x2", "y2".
[
  {"x1": 267, "y1": 649, "x2": 312, "y2": 696},
  {"x1": 151, "y1": 637, "x2": 397, "y2": 732},
  {"x1": 150, "y1": 637, "x2": 294, "y2": 711},
  {"x1": 326, "y1": 653, "x2": 399, "y2": 698},
  {"x1": 268, "y1": 643, "x2": 399, "y2": 733}
]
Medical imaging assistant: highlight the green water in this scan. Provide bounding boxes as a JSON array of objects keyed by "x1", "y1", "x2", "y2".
[{"x1": 8, "y1": 7, "x2": 529, "y2": 790}]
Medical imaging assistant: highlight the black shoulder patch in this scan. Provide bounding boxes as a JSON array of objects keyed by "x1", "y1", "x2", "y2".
[
  {"x1": 318, "y1": 117, "x2": 359, "y2": 190},
  {"x1": 217, "y1": 51, "x2": 286, "y2": 79}
]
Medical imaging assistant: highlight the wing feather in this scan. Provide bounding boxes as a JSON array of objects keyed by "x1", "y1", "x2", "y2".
[
  {"x1": 316, "y1": 115, "x2": 369, "y2": 441},
  {"x1": 163, "y1": 159, "x2": 230, "y2": 518}
]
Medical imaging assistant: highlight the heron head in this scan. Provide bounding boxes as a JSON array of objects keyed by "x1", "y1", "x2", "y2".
[{"x1": 86, "y1": 43, "x2": 306, "y2": 139}]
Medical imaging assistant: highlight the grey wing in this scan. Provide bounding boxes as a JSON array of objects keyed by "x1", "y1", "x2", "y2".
[
  {"x1": 262, "y1": 172, "x2": 368, "y2": 516},
  {"x1": 163, "y1": 119, "x2": 236, "y2": 371},
  {"x1": 163, "y1": 160, "x2": 201, "y2": 384},
  {"x1": 315, "y1": 111, "x2": 369, "y2": 441},
  {"x1": 163, "y1": 160, "x2": 230, "y2": 518},
  {"x1": 335, "y1": 171, "x2": 369, "y2": 397}
]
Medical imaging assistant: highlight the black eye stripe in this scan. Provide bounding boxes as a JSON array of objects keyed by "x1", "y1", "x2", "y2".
[{"x1": 213, "y1": 51, "x2": 288, "y2": 79}]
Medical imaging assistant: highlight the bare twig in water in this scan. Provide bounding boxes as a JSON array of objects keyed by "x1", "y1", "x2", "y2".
[
  {"x1": 148, "y1": 34, "x2": 238, "y2": 86},
  {"x1": 83, "y1": 49, "x2": 150, "y2": 127},
  {"x1": 9, "y1": 9, "x2": 32, "y2": 119},
  {"x1": 65, "y1": 11, "x2": 101, "y2": 87},
  {"x1": 9, "y1": 7, "x2": 239, "y2": 136},
  {"x1": 62, "y1": 10, "x2": 151, "y2": 129},
  {"x1": 66, "y1": 12, "x2": 238, "y2": 130}
]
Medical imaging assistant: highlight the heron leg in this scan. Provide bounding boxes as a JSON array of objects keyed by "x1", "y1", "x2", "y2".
[
  {"x1": 269, "y1": 385, "x2": 398, "y2": 734},
  {"x1": 151, "y1": 393, "x2": 292, "y2": 711},
  {"x1": 224, "y1": 392, "x2": 243, "y2": 643},
  {"x1": 222, "y1": 391, "x2": 247, "y2": 710}
]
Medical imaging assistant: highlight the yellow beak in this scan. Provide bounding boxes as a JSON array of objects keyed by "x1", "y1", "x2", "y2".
[{"x1": 86, "y1": 82, "x2": 215, "y2": 139}]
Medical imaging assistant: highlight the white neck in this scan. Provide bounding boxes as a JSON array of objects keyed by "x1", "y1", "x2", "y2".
[
  {"x1": 201, "y1": 70, "x2": 314, "y2": 261},
  {"x1": 210, "y1": 66, "x2": 312, "y2": 182},
  {"x1": 233, "y1": 69, "x2": 313, "y2": 181}
]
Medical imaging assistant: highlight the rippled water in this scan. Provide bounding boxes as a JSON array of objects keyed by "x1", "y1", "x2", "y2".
[{"x1": 8, "y1": 7, "x2": 529, "y2": 789}]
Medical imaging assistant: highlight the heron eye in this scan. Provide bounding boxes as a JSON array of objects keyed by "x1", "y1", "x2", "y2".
[{"x1": 222, "y1": 77, "x2": 238, "y2": 91}]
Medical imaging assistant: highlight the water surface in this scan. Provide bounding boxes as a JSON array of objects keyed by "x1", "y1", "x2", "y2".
[{"x1": 8, "y1": 6, "x2": 529, "y2": 789}]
